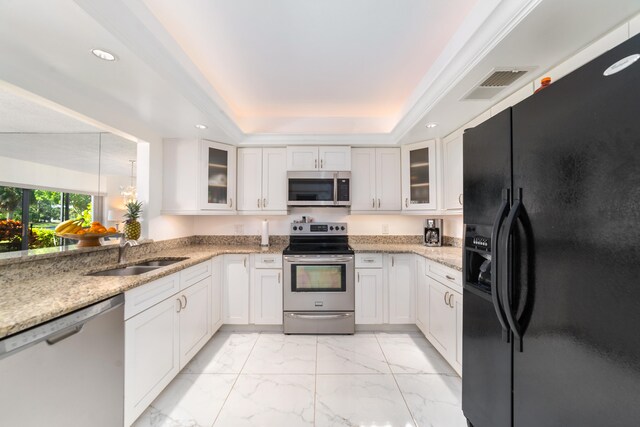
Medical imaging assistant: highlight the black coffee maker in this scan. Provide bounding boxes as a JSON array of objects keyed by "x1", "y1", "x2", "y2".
[{"x1": 423, "y1": 219, "x2": 443, "y2": 247}]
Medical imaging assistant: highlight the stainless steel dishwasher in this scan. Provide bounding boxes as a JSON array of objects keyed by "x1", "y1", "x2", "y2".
[{"x1": 0, "y1": 294, "x2": 124, "y2": 427}]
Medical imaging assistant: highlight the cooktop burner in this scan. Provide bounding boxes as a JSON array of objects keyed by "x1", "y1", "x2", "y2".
[{"x1": 284, "y1": 222, "x2": 353, "y2": 255}]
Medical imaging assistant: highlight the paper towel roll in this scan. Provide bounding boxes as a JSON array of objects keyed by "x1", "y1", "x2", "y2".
[{"x1": 261, "y1": 219, "x2": 269, "y2": 247}]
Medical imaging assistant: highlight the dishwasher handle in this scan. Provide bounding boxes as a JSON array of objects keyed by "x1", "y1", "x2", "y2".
[{"x1": 0, "y1": 294, "x2": 124, "y2": 359}]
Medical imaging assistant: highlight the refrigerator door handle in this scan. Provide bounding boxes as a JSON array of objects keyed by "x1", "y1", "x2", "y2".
[
  {"x1": 491, "y1": 188, "x2": 511, "y2": 343},
  {"x1": 500, "y1": 190, "x2": 524, "y2": 350}
]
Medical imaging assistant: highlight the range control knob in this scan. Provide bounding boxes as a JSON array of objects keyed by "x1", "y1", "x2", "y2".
[
  {"x1": 293, "y1": 226, "x2": 298, "y2": 231},
  {"x1": 330, "y1": 226, "x2": 334, "y2": 230},
  {"x1": 340, "y1": 226, "x2": 345, "y2": 231}
]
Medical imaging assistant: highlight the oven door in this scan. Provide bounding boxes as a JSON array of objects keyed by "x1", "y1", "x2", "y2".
[{"x1": 283, "y1": 255, "x2": 355, "y2": 311}]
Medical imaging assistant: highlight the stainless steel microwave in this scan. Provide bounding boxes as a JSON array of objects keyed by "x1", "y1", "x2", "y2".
[{"x1": 287, "y1": 171, "x2": 351, "y2": 207}]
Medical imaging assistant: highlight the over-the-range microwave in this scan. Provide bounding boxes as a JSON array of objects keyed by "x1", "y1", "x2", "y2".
[{"x1": 287, "y1": 171, "x2": 351, "y2": 207}]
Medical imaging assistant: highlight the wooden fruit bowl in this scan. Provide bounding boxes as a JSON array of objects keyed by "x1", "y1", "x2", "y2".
[{"x1": 56, "y1": 232, "x2": 121, "y2": 247}]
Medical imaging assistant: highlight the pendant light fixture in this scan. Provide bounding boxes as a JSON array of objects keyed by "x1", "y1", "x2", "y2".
[{"x1": 120, "y1": 160, "x2": 137, "y2": 205}]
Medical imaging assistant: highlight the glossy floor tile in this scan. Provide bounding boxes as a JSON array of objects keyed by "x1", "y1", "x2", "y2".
[{"x1": 132, "y1": 332, "x2": 464, "y2": 427}]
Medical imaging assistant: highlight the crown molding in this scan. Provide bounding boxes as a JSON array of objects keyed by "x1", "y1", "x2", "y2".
[{"x1": 239, "y1": 133, "x2": 393, "y2": 146}]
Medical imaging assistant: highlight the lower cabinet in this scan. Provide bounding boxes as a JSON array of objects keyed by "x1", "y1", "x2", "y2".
[
  {"x1": 387, "y1": 254, "x2": 415, "y2": 324},
  {"x1": 223, "y1": 254, "x2": 250, "y2": 324},
  {"x1": 417, "y1": 259, "x2": 463, "y2": 375},
  {"x1": 252, "y1": 268, "x2": 283, "y2": 324},
  {"x1": 124, "y1": 260, "x2": 214, "y2": 426},
  {"x1": 355, "y1": 268, "x2": 384, "y2": 324},
  {"x1": 211, "y1": 256, "x2": 223, "y2": 332}
]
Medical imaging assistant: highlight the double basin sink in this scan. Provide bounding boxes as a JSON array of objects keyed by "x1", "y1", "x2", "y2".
[{"x1": 87, "y1": 257, "x2": 189, "y2": 277}]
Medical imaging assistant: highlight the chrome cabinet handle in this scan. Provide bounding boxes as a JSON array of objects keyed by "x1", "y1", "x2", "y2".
[
  {"x1": 286, "y1": 313, "x2": 352, "y2": 320},
  {"x1": 243, "y1": 257, "x2": 247, "y2": 268},
  {"x1": 181, "y1": 295, "x2": 187, "y2": 310},
  {"x1": 448, "y1": 293, "x2": 454, "y2": 308},
  {"x1": 444, "y1": 291, "x2": 449, "y2": 306},
  {"x1": 315, "y1": 159, "x2": 318, "y2": 169},
  {"x1": 357, "y1": 272, "x2": 360, "y2": 282},
  {"x1": 257, "y1": 198, "x2": 261, "y2": 208},
  {"x1": 263, "y1": 258, "x2": 275, "y2": 263},
  {"x1": 445, "y1": 275, "x2": 455, "y2": 281},
  {"x1": 278, "y1": 272, "x2": 281, "y2": 283},
  {"x1": 405, "y1": 198, "x2": 409, "y2": 208},
  {"x1": 458, "y1": 193, "x2": 463, "y2": 206},
  {"x1": 263, "y1": 198, "x2": 267, "y2": 208},
  {"x1": 175, "y1": 298, "x2": 182, "y2": 313},
  {"x1": 321, "y1": 158, "x2": 324, "y2": 168},
  {"x1": 229, "y1": 198, "x2": 233, "y2": 208},
  {"x1": 372, "y1": 198, "x2": 375, "y2": 208},
  {"x1": 391, "y1": 256, "x2": 395, "y2": 267},
  {"x1": 46, "y1": 325, "x2": 84, "y2": 346},
  {"x1": 363, "y1": 259, "x2": 374, "y2": 263}
]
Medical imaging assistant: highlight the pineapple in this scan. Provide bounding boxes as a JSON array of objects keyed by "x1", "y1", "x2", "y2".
[{"x1": 123, "y1": 201, "x2": 142, "y2": 240}]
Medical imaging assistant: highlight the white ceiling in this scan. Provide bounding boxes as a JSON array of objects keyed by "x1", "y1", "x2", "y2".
[{"x1": 0, "y1": 0, "x2": 638, "y2": 145}]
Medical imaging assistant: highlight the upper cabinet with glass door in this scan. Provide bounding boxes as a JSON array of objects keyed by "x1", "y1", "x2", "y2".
[
  {"x1": 163, "y1": 139, "x2": 236, "y2": 213},
  {"x1": 401, "y1": 140, "x2": 437, "y2": 210}
]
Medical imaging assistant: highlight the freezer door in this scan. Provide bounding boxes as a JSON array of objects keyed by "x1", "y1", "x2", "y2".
[
  {"x1": 510, "y1": 34, "x2": 640, "y2": 426},
  {"x1": 463, "y1": 108, "x2": 512, "y2": 227}
]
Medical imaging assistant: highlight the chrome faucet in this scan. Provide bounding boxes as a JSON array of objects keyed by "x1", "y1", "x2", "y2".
[{"x1": 118, "y1": 238, "x2": 139, "y2": 264}]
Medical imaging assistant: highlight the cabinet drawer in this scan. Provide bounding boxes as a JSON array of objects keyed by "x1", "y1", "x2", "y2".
[
  {"x1": 125, "y1": 273, "x2": 180, "y2": 320},
  {"x1": 254, "y1": 253, "x2": 283, "y2": 269},
  {"x1": 425, "y1": 259, "x2": 462, "y2": 292},
  {"x1": 180, "y1": 260, "x2": 212, "y2": 290},
  {"x1": 355, "y1": 253, "x2": 383, "y2": 268}
]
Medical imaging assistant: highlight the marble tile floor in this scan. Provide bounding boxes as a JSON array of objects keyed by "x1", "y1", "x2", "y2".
[{"x1": 132, "y1": 332, "x2": 467, "y2": 427}]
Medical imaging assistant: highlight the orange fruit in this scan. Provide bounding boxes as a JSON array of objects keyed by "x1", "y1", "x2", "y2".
[{"x1": 107, "y1": 227, "x2": 116, "y2": 233}]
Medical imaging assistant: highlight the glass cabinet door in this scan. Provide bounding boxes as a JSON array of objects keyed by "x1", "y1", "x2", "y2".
[
  {"x1": 401, "y1": 140, "x2": 437, "y2": 210},
  {"x1": 201, "y1": 140, "x2": 236, "y2": 210}
]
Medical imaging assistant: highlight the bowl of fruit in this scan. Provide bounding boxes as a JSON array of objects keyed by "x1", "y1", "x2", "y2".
[{"x1": 55, "y1": 219, "x2": 119, "y2": 247}]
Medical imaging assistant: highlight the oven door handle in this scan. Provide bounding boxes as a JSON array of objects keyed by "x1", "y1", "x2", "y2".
[
  {"x1": 285, "y1": 313, "x2": 353, "y2": 320},
  {"x1": 283, "y1": 256, "x2": 354, "y2": 263}
]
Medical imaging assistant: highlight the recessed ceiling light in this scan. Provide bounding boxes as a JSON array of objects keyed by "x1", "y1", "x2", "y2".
[
  {"x1": 425, "y1": 122, "x2": 438, "y2": 128},
  {"x1": 91, "y1": 48, "x2": 116, "y2": 61},
  {"x1": 195, "y1": 124, "x2": 208, "y2": 129}
]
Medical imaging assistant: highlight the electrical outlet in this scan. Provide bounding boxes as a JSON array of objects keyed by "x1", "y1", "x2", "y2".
[
  {"x1": 234, "y1": 224, "x2": 244, "y2": 235},
  {"x1": 382, "y1": 224, "x2": 389, "y2": 235}
]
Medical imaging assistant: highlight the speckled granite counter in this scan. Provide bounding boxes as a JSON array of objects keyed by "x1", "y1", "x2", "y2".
[
  {"x1": 351, "y1": 244, "x2": 462, "y2": 271},
  {"x1": 0, "y1": 244, "x2": 286, "y2": 339},
  {"x1": 0, "y1": 238, "x2": 462, "y2": 340}
]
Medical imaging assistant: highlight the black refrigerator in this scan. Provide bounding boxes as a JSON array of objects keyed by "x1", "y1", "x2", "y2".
[{"x1": 462, "y1": 34, "x2": 640, "y2": 427}]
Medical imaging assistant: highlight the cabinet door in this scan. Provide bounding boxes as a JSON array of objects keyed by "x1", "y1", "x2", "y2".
[
  {"x1": 223, "y1": 255, "x2": 250, "y2": 324},
  {"x1": 355, "y1": 268, "x2": 384, "y2": 324},
  {"x1": 415, "y1": 259, "x2": 428, "y2": 334},
  {"x1": 388, "y1": 254, "x2": 415, "y2": 324},
  {"x1": 179, "y1": 277, "x2": 211, "y2": 369},
  {"x1": 401, "y1": 140, "x2": 437, "y2": 210},
  {"x1": 262, "y1": 147, "x2": 287, "y2": 211},
  {"x1": 211, "y1": 256, "x2": 223, "y2": 334},
  {"x1": 319, "y1": 146, "x2": 351, "y2": 171},
  {"x1": 351, "y1": 148, "x2": 377, "y2": 211},
  {"x1": 253, "y1": 269, "x2": 283, "y2": 325},
  {"x1": 376, "y1": 148, "x2": 401, "y2": 211},
  {"x1": 237, "y1": 147, "x2": 263, "y2": 211},
  {"x1": 201, "y1": 140, "x2": 236, "y2": 210},
  {"x1": 124, "y1": 296, "x2": 180, "y2": 426},
  {"x1": 425, "y1": 276, "x2": 456, "y2": 358},
  {"x1": 287, "y1": 146, "x2": 318, "y2": 170},
  {"x1": 443, "y1": 133, "x2": 464, "y2": 210},
  {"x1": 453, "y1": 290, "x2": 463, "y2": 375}
]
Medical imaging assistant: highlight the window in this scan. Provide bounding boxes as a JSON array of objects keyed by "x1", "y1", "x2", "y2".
[{"x1": 0, "y1": 185, "x2": 98, "y2": 253}]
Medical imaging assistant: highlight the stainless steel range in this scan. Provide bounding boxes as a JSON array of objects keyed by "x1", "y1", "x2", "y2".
[{"x1": 283, "y1": 222, "x2": 355, "y2": 334}]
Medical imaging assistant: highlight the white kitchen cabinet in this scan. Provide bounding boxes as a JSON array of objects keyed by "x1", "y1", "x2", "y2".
[
  {"x1": 286, "y1": 146, "x2": 350, "y2": 171},
  {"x1": 355, "y1": 267, "x2": 384, "y2": 324},
  {"x1": 387, "y1": 254, "x2": 415, "y2": 324},
  {"x1": 124, "y1": 295, "x2": 180, "y2": 426},
  {"x1": 223, "y1": 254, "x2": 250, "y2": 324},
  {"x1": 415, "y1": 256, "x2": 428, "y2": 333},
  {"x1": 442, "y1": 132, "x2": 463, "y2": 211},
  {"x1": 351, "y1": 148, "x2": 401, "y2": 212},
  {"x1": 162, "y1": 138, "x2": 236, "y2": 213},
  {"x1": 238, "y1": 147, "x2": 287, "y2": 213},
  {"x1": 178, "y1": 277, "x2": 211, "y2": 369},
  {"x1": 252, "y1": 268, "x2": 283, "y2": 324},
  {"x1": 211, "y1": 256, "x2": 223, "y2": 333},
  {"x1": 401, "y1": 139, "x2": 437, "y2": 210}
]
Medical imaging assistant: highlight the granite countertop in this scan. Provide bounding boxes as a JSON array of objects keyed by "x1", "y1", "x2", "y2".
[
  {"x1": 351, "y1": 243, "x2": 462, "y2": 271},
  {"x1": 0, "y1": 244, "x2": 286, "y2": 339},
  {"x1": 0, "y1": 241, "x2": 462, "y2": 340}
]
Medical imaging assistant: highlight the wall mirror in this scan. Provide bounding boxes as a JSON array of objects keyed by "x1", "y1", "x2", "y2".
[{"x1": 0, "y1": 85, "x2": 137, "y2": 253}]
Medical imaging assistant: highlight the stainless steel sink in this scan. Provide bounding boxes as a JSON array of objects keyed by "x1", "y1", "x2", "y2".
[
  {"x1": 87, "y1": 266, "x2": 160, "y2": 276},
  {"x1": 134, "y1": 257, "x2": 189, "y2": 267}
]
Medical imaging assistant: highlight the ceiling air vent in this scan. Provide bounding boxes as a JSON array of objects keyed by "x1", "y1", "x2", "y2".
[{"x1": 462, "y1": 67, "x2": 534, "y2": 100}]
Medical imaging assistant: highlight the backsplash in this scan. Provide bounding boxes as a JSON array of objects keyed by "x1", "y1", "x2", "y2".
[{"x1": 348, "y1": 235, "x2": 423, "y2": 245}]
